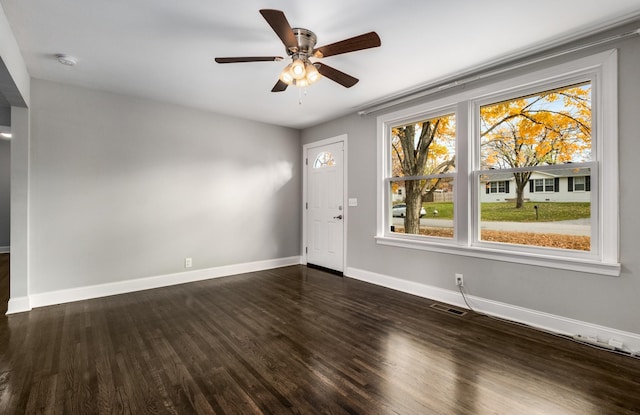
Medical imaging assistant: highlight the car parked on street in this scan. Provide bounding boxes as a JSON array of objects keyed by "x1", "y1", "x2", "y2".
[{"x1": 392, "y1": 203, "x2": 426, "y2": 218}]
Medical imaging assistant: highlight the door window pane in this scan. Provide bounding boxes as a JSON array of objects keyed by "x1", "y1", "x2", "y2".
[{"x1": 313, "y1": 151, "x2": 335, "y2": 168}]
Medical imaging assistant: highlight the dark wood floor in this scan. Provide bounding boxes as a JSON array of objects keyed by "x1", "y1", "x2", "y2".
[{"x1": 1, "y1": 259, "x2": 639, "y2": 414}]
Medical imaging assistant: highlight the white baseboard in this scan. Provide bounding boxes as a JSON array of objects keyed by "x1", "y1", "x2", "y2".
[
  {"x1": 6, "y1": 296, "x2": 31, "y2": 314},
  {"x1": 7, "y1": 256, "x2": 301, "y2": 314},
  {"x1": 0, "y1": 246, "x2": 9, "y2": 254},
  {"x1": 345, "y1": 266, "x2": 640, "y2": 354}
]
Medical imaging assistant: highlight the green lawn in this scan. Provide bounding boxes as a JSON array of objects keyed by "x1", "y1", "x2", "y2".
[
  {"x1": 423, "y1": 201, "x2": 590, "y2": 222},
  {"x1": 422, "y1": 202, "x2": 454, "y2": 218}
]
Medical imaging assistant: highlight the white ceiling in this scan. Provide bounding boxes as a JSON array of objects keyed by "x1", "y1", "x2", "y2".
[{"x1": 2, "y1": 0, "x2": 640, "y2": 129}]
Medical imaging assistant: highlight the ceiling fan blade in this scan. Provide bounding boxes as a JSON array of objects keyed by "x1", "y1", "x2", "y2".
[
  {"x1": 316, "y1": 63, "x2": 359, "y2": 88},
  {"x1": 215, "y1": 56, "x2": 283, "y2": 63},
  {"x1": 271, "y1": 80, "x2": 289, "y2": 92},
  {"x1": 259, "y1": 9, "x2": 298, "y2": 51},
  {"x1": 313, "y1": 32, "x2": 381, "y2": 58}
]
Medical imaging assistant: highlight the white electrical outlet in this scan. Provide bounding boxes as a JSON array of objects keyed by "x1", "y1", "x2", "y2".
[
  {"x1": 455, "y1": 273, "x2": 464, "y2": 286},
  {"x1": 185, "y1": 257, "x2": 193, "y2": 268}
]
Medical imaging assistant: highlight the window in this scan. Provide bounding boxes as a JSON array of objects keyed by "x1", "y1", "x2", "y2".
[
  {"x1": 486, "y1": 181, "x2": 509, "y2": 194},
  {"x1": 569, "y1": 176, "x2": 590, "y2": 192},
  {"x1": 530, "y1": 178, "x2": 558, "y2": 193},
  {"x1": 478, "y1": 82, "x2": 592, "y2": 252},
  {"x1": 385, "y1": 111, "x2": 456, "y2": 239},
  {"x1": 544, "y1": 179, "x2": 556, "y2": 192},
  {"x1": 534, "y1": 179, "x2": 544, "y2": 192},
  {"x1": 313, "y1": 151, "x2": 335, "y2": 168},
  {"x1": 377, "y1": 50, "x2": 619, "y2": 275}
]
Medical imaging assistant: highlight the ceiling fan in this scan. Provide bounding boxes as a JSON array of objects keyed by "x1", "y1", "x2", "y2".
[{"x1": 215, "y1": 9, "x2": 381, "y2": 92}]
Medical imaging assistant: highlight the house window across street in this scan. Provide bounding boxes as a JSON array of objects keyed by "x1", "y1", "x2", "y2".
[{"x1": 487, "y1": 181, "x2": 509, "y2": 194}]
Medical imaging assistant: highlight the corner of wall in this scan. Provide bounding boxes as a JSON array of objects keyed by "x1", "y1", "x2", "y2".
[{"x1": 6, "y1": 295, "x2": 31, "y2": 314}]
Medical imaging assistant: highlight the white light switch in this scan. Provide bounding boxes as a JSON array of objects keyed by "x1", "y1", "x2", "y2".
[{"x1": 348, "y1": 198, "x2": 358, "y2": 207}]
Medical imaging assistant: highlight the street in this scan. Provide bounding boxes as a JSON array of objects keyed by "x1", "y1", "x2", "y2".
[{"x1": 391, "y1": 218, "x2": 591, "y2": 236}]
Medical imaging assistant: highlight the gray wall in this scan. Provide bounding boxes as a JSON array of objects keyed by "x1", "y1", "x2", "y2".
[
  {"x1": 29, "y1": 79, "x2": 301, "y2": 294},
  {"x1": 301, "y1": 26, "x2": 640, "y2": 335},
  {"x1": 0, "y1": 138, "x2": 9, "y2": 248}
]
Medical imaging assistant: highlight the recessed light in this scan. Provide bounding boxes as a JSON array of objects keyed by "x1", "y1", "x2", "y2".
[
  {"x1": 0, "y1": 132, "x2": 11, "y2": 139},
  {"x1": 55, "y1": 54, "x2": 77, "y2": 66}
]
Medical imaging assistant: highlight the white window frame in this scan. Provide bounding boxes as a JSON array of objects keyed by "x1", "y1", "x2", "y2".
[
  {"x1": 379, "y1": 104, "x2": 459, "y2": 244},
  {"x1": 376, "y1": 49, "x2": 619, "y2": 276}
]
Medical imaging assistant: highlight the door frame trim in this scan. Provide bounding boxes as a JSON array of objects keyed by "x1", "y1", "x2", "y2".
[{"x1": 302, "y1": 134, "x2": 348, "y2": 271}]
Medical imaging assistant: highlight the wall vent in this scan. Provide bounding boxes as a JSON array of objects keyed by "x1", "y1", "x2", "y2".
[{"x1": 430, "y1": 303, "x2": 467, "y2": 316}]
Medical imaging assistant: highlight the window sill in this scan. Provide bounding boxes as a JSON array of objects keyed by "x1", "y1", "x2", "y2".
[{"x1": 375, "y1": 235, "x2": 621, "y2": 276}]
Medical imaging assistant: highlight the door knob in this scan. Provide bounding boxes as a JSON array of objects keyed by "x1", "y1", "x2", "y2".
[{"x1": 333, "y1": 215, "x2": 343, "y2": 220}]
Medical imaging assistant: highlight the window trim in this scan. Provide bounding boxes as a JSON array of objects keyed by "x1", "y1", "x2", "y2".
[{"x1": 376, "y1": 49, "x2": 619, "y2": 276}]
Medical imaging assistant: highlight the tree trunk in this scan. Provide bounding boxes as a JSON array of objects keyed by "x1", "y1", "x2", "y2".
[
  {"x1": 515, "y1": 187, "x2": 525, "y2": 209},
  {"x1": 404, "y1": 181, "x2": 423, "y2": 234},
  {"x1": 513, "y1": 172, "x2": 531, "y2": 209}
]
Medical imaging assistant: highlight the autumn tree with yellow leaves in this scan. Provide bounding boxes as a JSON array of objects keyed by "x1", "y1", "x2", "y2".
[{"x1": 480, "y1": 83, "x2": 592, "y2": 208}]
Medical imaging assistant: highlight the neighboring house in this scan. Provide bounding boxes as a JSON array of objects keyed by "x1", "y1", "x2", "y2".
[
  {"x1": 391, "y1": 169, "x2": 589, "y2": 204},
  {"x1": 480, "y1": 169, "x2": 591, "y2": 203}
]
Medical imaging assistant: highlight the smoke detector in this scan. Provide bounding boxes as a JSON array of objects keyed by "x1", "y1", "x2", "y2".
[{"x1": 55, "y1": 54, "x2": 77, "y2": 66}]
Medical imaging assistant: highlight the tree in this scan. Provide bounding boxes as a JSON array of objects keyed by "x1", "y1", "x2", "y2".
[
  {"x1": 480, "y1": 83, "x2": 591, "y2": 208},
  {"x1": 391, "y1": 115, "x2": 455, "y2": 234}
]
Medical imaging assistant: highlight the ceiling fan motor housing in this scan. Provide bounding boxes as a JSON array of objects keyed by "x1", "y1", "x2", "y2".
[{"x1": 289, "y1": 28, "x2": 317, "y2": 56}]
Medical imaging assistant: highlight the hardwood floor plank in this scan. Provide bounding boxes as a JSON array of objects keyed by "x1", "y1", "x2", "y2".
[{"x1": 1, "y1": 262, "x2": 640, "y2": 414}]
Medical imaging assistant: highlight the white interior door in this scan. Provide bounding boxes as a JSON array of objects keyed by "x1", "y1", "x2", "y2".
[{"x1": 306, "y1": 141, "x2": 344, "y2": 272}]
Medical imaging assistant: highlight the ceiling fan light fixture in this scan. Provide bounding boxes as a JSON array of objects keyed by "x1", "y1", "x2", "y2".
[
  {"x1": 290, "y1": 58, "x2": 306, "y2": 79},
  {"x1": 294, "y1": 78, "x2": 309, "y2": 88},
  {"x1": 305, "y1": 63, "x2": 320, "y2": 84},
  {"x1": 280, "y1": 58, "x2": 320, "y2": 87},
  {"x1": 279, "y1": 63, "x2": 295, "y2": 84}
]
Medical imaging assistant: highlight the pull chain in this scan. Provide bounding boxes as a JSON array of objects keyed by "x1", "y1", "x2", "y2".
[{"x1": 298, "y1": 88, "x2": 308, "y2": 105}]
